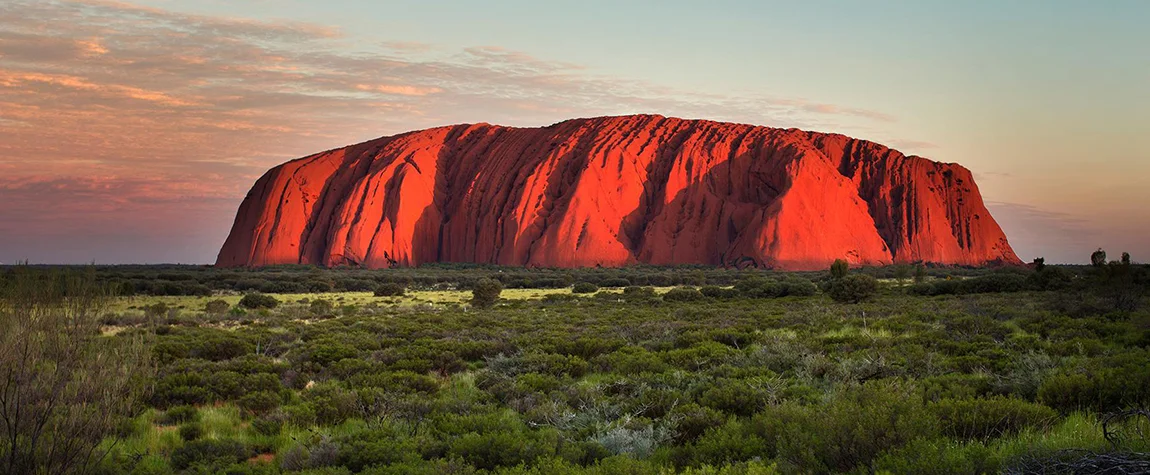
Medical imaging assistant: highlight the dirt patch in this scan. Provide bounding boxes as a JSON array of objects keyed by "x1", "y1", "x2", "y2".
[{"x1": 248, "y1": 453, "x2": 276, "y2": 464}]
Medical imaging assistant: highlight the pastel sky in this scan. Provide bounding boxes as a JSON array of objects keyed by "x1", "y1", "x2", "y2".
[{"x1": 1, "y1": 0, "x2": 1146, "y2": 265}]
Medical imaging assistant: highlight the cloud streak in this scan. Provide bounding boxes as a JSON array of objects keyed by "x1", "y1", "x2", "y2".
[{"x1": 0, "y1": 0, "x2": 901, "y2": 263}]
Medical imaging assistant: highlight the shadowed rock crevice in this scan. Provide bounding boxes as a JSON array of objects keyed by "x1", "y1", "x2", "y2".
[{"x1": 215, "y1": 115, "x2": 1021, "y2": 270}]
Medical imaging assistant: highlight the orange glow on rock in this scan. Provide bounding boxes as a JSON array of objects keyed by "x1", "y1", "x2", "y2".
[{"x1": 216, "y1": 115, "x2": 1021, "y2": 270}]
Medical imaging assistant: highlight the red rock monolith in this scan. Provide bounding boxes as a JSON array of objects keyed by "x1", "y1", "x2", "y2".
[{"x1": 216, "y1": 115, "x2": 1020, "y2": 270}]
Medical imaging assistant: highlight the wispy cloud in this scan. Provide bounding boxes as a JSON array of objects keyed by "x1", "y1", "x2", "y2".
[
  {"x1": 798, "y1": 103, "x2": 896, "y2": 122},
  {"x1": 886, "y1": 139, "x2": 940, "y2": 154},
  {"x1": 354, "y1": 83, "x2": 443, "y2": 96},
  {"x1": 0, "y1": 0, "x2": 901, "y2": 263}
]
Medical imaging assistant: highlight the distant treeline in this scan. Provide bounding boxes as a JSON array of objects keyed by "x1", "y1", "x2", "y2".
[{"x1": 0, "y1": 261, "x2": 1140, "y2": 298}]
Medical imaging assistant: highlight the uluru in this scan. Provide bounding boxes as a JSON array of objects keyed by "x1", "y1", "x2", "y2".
[{"x1": 215, "y1": 115, "x2": 1020, "y2": 271}]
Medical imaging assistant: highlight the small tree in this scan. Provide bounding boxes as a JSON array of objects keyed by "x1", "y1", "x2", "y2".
[
  {"x1": 827, "y1": 274, "x2": 879, "y2": 304},
  {"x1": 830, "y1": 259, "x2": 850, "y2": 279},
  {"x1": 893, "y1": 265, "x2": 911, "y2": 286},
  {"x1": 1097, "y1": 252, "x2": 1142, "y2": 312},
  {"x1": 913, "y1": 264, "x2": 927, "y2": 284},
  {"x1": 471, "y1": 278, "x2": 503, "y2": 308},
  {"x1": 1091, "y1": 248, "x2": 1107, "y2": 267},
  {"x1": 1, "y1": 268, "x2": 152, "y2": 474},
  {"x1": 1032, "y1": 257, "x2": 1046, "y2": 272}
]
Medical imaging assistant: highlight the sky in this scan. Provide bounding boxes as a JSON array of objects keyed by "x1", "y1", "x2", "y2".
[{"x1": 0, "y1": 0, "x2": 1146, "y2": 265}]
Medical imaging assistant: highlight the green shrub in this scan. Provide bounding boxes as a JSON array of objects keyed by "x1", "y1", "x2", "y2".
[
  {"x1": 827, "y1": 274, "x2": 878, "y2": 303},
  {"x1": 593, "y1": 347, "x2": 669, "y2": 374},
  {"x1": 309, "y1": 342, "x2": 360, "y2": 366},
  {"x1": 238, "y1": 293, "x2": 279, "y2": 309},
  {"x1": 335, "y1": 430, "x2": 420, "y2": 471},
  {"x1": 153, "y1": 341, "x2": 190, "y2": 365},
  {"x1": 279, "y1": 444, "x2": 310, "y2": 472},
  {"x1": 874, "y1": 437, "x2": 1002, "y2": 474},
  {"x1": 471, "y1": 278, "x2": 503, "y2": 308},
  {"x1": 734, "y1": 277, "x2": 783, "y2": 298},
  {"x1": 143, "y1": 302, "x2": 170, "y2": 318},
  {"x1": 178, "y1": 423, "x2": 203, "y2": 441},
  {"x1": 553, "y1": 338, "x2": 621, "y2": 362},
  {"x1": 930, "y1": 396, "x2": 1057, "y2": 440},
  {"x1": 169, "y1": 438, "x2": 248, "y2": 470},
  {"x1": 520, "y1": 352, "x2": 591, "y2": 377},
  {"x1": 921, "y1": 374, "x2": 993, "y2": 401},
  {"x1": 600, "y1": 278, "x2": 631, "y2": 287},
  {"x1": 448, "y1": 430, "x2": 557, "y2": 470},
  {"x1": 931, "y1": 279, "x2": 962, "y2": 295},
  {"x1": 207, "y1": 370, "x2": 244, "y2": 399},
  {"x1": 664, "y1": 287, "x2": 704, "y2": 302},
  {"x1": 1037, "y1": 358, "x2": 1150, "y2": 413},
  {"x1": 238, "y1": 390, "x2": 281, "y2": 414},
  {"x1": 958, "y1": 273, "x2": 1028, "y2": 294},
  {"x1": 307, "y1": 437, "x2": 340, "y2": 469},
  {"x1": 699, "y1": 286, "x2": 739, "y2": 299},
  {"x1": 572, "y1": 282, "x2": 599, "y2": 294},
  {"x1": 204, "y1": 299, "x2": 230, "y2": 314},
  {"x1": 349, "y1": 370, "x2": 440, "y2": 393},
  {"x1": 1037, "y1": 372, "x2": 1098, "y2": 413},
  {"x1": 515, "y1": 372, "x2": 562, "y2": 394},
  {"x1": 196, "y1": 337, "x2": 253, "y2": 361},
  {"x1": 283, "y1": 404, "x2": 317, "y2": 427},
  {"x1": 63, "y1": 264, "x2": 1150, "y2": 473},
  {"x1": 310, "y1": 299, "x2": 334, "y2": 315},
  {"x1": 151, "y1": 373, "x2": 212, "y2": 407},
  {"x1": 1028, "y1": 266, "x2": 1074, "y2": 290},
  {"x1": 830, "y1": 259, "x2": 850, "y2": 279},
  {"x1": 781, "y1": 277, "x2": 817, "y2": 297},
  {"x1": 305, "y1": 280, "x2": 335, "y2": 292},
  {"x1": 687, "y1": 418, "x2": 772, "y2": 466},
  {"x1": 622, "y1": 286, "x2": 657, "y2": 301},
  {"x1": 251, "y1": 413, "x2": 285, "y2": 436},
  {"x1": 668, "y1": 403, "x2": 725, "y2": 443},
  {"x1": 762, "y1": 380, "x2": 937, "y2": 473},
  {"x1": 698, "y1": 379, "x2": 766, "y2": 416},
  {"x1": 374, "y1": 283, "x2": 406, "y2": 297},
  {"x1": 908, "y1": 282, "x2": 934, "y2": 296},
  {"x1": 542, "y1": 293, "x2": 578, "y2": 304},
  {"x1": 163, "y1": 405, "x2": 199, "y2": 424},
  {"x1": 302, "y1": 382, "x2": 357, "y2": 425}
]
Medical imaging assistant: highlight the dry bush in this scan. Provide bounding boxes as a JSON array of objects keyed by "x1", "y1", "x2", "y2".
[{"x1": 0, "y1": 268, "x2": 152, "y2": 474}]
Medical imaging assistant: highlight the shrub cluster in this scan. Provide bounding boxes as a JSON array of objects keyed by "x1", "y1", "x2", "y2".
[
  {"x1": 42, "y1": 260, "x2": 1150, "y2": 474},
  {"x1": 238, "y1": 293, "x2": 279, "y2": 309}
]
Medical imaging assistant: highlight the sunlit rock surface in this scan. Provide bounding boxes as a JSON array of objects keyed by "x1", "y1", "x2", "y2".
[{"x1": 217, "y1": 115, "x2": 1020, "y2": 270}]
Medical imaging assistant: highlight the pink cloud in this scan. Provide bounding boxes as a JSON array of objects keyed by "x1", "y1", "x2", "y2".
[
  {"x1": 0, "y1": 0, "x2": 902, "y2": 263},
  {"x1": 0, "y1": 70, "x2": 200, "y2": 106},
  {"x1": 354, "y1": 83, "x2": 443, "y2": 96}
]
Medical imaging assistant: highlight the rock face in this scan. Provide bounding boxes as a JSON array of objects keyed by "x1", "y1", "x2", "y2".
[{"x1": 216, "y1": 115, "x2": 1020, "y2": 270}]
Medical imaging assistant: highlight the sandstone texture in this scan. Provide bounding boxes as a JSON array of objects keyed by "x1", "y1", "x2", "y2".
[{"x1": 216, "y1": 115, "x2": 1020, "y2": 270}]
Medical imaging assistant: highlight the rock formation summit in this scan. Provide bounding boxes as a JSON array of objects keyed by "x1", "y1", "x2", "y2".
[{"x1": 216, "y1": 115, "x2": 1020, "y2": 270}]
